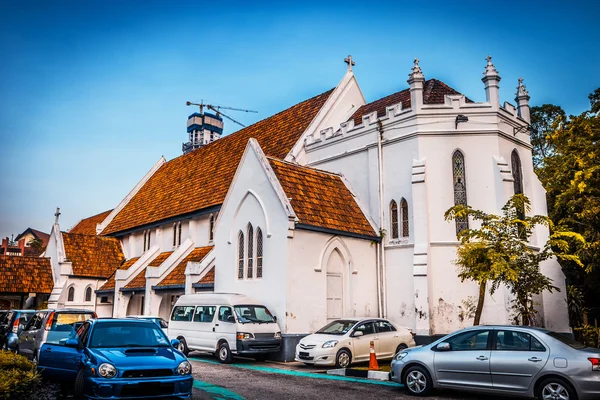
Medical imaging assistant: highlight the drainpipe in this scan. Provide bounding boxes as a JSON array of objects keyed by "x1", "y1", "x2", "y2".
[
  {"x1": 375, "y1": 242, "x2": 382, "y2": 318},
  {"x1": 376, "y1": 119, "x2": 388, "y2": 319}
]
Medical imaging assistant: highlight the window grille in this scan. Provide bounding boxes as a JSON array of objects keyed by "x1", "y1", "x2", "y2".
[
  {"x1": 247, "y1": 223, "x2": 254, "y2": 279},
  {"x1": 390, "y1": 200, "x2": 399, "y2": 239},
  {"x1": 68, "y1": 286, "x2": 74, "y2": 302},
  {"x1": 452, "y1": 150, "x2": 469, "y2": 234},
  {"x1": 237, "y1": 231, "x2": 244, "y2": 279},
  {"x1": 256, "y1": 227, "x2": 263, "y2": 278},
  {"x1": 401, "y1": 198, "x2": 409, "y2": 237}
]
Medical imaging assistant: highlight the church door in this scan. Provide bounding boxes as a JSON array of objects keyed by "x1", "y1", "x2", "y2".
[{"x1": 326, "y1": 249, "x2": 345, "y2": 320}]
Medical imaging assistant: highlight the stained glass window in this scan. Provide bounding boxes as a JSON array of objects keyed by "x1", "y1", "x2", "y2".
[
  {"x1": 237, "y1": 231, "x2": 244, "y2": 279},
  {"x1": 390, "y1": 200, "x2": 399, "y2": 239},
  {"x1": 453, "y1": 150, "x2": 469, "y2": 234},
  {"x1": 401, "y1": 198, "x2": 409, "y2": 237},
  {"x1": 256, "y1": 227, "x2": 263, "y2": 278},
  {"x1": 247, "y1": 223, "x2": 254, "y2": 279}
]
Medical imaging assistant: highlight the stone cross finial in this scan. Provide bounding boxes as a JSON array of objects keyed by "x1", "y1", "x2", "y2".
[
  {"x1": 54, "y1": 207, "x2": 61, "y2": 224},
  {"x1": 516, "y1": 77, "x2": 529, "y2": 98},
  {"x1": 344, "y1": 55, "x2": 355, "y2": 72},
  {"x1": 483, "y1": 54, "x2": 499, "y2": 77},
  {"x1": 408, "y1": 57, "x2": 424, "y2": 80}
]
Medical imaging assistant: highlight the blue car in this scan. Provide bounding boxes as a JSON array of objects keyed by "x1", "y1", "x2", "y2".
[{"x1": 38, "y1": 318, "x2": 193, "y2": 399}]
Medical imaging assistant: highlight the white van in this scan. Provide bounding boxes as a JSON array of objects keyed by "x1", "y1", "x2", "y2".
[{"x1": 168, "y1": 293, "x2": 282, "y2": 363}]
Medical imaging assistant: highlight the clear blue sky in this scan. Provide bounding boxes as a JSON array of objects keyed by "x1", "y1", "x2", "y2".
[{"x1": 1, "y1": 0, "x2": 598, "y2": 240}]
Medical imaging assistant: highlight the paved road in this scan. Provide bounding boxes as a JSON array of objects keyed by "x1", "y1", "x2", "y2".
[{"x1": 189, "y1": 353, "x2": 512, "y2": 400}]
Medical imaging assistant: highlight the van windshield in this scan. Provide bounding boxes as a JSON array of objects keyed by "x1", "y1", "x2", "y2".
[{"x1": 234, "y1": 305, "x2": 275, "y2": 324}]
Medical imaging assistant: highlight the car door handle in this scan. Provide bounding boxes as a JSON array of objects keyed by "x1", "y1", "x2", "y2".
[
  {"x1": 43, "y1": 348, "x2": 51, "y2": 352},
  {"x1": 528, "y1": 357, "x2": 543, "y2": 362},
  {"x1": 476, "y1": 355, "x2": 489, "y2": 361}
]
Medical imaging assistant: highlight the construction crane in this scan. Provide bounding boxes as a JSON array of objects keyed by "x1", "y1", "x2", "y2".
[{"x1": 185, "y1": 100, "x2": 258, "y2": 128}]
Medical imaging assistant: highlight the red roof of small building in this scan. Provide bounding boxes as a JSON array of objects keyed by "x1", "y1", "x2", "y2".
[
  {"x1": 0, "y1": 255, "x2": 54, "y2": 294},
  {"x1": 102, "y1": 89, "x2": 334, "y2": 235},
  {"x1": 70, "y1": 210, "x2": 113, "y2": 235}
]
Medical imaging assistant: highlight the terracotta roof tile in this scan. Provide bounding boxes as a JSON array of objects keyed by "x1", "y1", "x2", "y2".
[
  {"x1": 97, "y1": 257, "x2": 139, "y2": 292},
  {"x1": 350, "y1": 79, "x2": 471, "y2": 125},
  {"x1": 268, "y1": 158, "x2": 376, "y2": 237},
  {"x1": 70, "y1": 210, "x2": 113, "y2": 235},
  {"x1": 148, "y1": 251, "x2": 173, "y2": 267},
  {"x1": 62, "y1": 232, "x2": 124, "y2": 278},
  {"x1": 0, "y1": 255, "x2": 54, "y2": 294},
  {"x1": 196, "y1": 266, "x2": 215, "y2": 285},
  {"x1": 102, "y1": 89, "x2": 334, "y2": 235},
  {"x1": 157, "y1": 246, "x2": 213, "y2": 287},
  {"x1": 124, "y1": 268, "x2": 147, "y2": 290}
]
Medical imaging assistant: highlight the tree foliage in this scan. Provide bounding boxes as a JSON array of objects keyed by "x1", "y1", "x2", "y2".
[
  {"x1": 530, "y1": 104, "x2": 566, "y2": 170},
  {"x1": 445, "y1": 194, "x2": 584, "y2": 326}
]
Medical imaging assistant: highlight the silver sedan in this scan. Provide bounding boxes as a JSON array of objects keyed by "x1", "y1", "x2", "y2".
[{"x1": 390, "y1": 325, "x2": 600, "y2": 399}]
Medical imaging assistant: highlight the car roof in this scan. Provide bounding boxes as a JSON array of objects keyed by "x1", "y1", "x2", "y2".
[
  {"x1": 126, "y1": 315, "x2": 162, "y2": 319},
  {"x1": 92, "y1": 318, "x2": 156, "y2": 324},
  {"x1": 461, "y1": 325, "x2": 550, "y2": 333},
  {"x1": 37, "y1": 309, "x2": 95, "y2": 313}
]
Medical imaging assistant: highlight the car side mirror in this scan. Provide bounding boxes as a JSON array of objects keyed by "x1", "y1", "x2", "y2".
[
  {"x1": 273, "y1": 316, "x2": 277, "y2": 323},
  {"x1": 437, "y1": 342, "x2": 452, "y2": 351},
  {"x1": 353, "y1": 331, "x2": 364, "y2": 337},
  {"x1": 171, "y1": 339, "x2": 181, "y2": 349},
  {"x1": 227, "y1": 316, "x2": 235, "y2": 323},
  {"x1": 65, "y1": 338, "x2": 79, "y2": 348}
]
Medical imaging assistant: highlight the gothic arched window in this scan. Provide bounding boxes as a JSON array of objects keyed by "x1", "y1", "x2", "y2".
[
  {"x1": 400, "y1": 198, "x2": 409, "y2": 237},
  {"x1": 256, "y1": 227, "x2": 263, "y2": 278},
  {"x1": 247, "y1": 223, "x2": 254, "y2": 279},
  {"x1": 390, "y1": 200, "x2": 399, "y2": 239},
  {"x1": 85, "y1": 287, "x2": 92, "y2": 302},
  {"x1": 237, "y1": 231, "x2": 244, "y2": 279},
  {"x1": 512, "y1": 150, "x2": 523, "y2": 195},
  {"x1": 452, "y1": 150, "x2": 469, "y2": 234},
  {"x1": 68, "y1": 286, "x2": 75, "y2": 302}
]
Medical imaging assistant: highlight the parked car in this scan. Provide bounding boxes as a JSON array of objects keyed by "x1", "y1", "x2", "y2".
[
  {"x1": 37, "y1": 318, "x2": 193, "y2": 399},
  {"x1": 390, "y1": 325, "x2": 600, "y2": 399},
  {"x1": 1, "y1": 309, "x2": 35, "y2": 350},
  {"x1": 126, "y1": 315, "x2": 169, "y2": 336},
  {"x1": 296, "y1": 318, "x2": 416, "y2": 368},
  {"x1": 168, "y1": 293, "x2": 281, "y2": 363},
  {"x1": 16, "y1": 309, "x2": 96, "y2": 363}
]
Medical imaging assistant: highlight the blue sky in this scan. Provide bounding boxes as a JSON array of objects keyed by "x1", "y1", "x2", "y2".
[{"x1": 1, "y1": 0, "x2": 598, "y2": 240}]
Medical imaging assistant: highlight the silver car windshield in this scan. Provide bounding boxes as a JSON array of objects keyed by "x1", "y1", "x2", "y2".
[{"x1": 234, "y1": 305, "x2": 275, "y2": 324}]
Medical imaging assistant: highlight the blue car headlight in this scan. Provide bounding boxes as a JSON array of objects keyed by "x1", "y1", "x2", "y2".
[
  {"x1": 177, "y1": 361, "x2": 192, "y2": 375},
  {"x1": 394, "y1": 352, "x2": 408, "y2": 361},
  {"x1": 98, "y1": 363, "x2": 117, "y2": 378}
]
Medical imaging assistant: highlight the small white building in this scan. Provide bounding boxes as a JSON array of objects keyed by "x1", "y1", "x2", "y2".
[{"x1": 42, "y1": 56, "x2": 569, "y2": 360}]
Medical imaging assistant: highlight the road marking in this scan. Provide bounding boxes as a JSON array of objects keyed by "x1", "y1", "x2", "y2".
[
  {"x1": 190, "y1": 357, "x2": 402, "y2": 387},
  {"x1": 193, "y1": 379, "x2": 246, "y2": 400}
]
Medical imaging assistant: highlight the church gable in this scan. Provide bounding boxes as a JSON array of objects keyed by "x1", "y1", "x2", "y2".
[
  {"x1": 61, "y1": 232, "x2": 124, "y2": 278},
  {"x1": 101, "y1": 89, "x2": 334, "y2": 236}
]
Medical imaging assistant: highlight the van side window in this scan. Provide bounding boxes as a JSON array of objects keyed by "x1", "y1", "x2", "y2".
[
  {"x1": 171, "y1": 306, "x2": 194, "y2": 322},
  {"x1": 193, "y1": 306, "x2": 216, "y2": 323},
  {"x1": 218, "y1": 307, "x2": 234, "y2": 323}
]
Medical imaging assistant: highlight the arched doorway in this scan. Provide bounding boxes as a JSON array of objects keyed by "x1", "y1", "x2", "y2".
[{"x1": 326, "y1": 249, "x2": 344, "y2": 321}]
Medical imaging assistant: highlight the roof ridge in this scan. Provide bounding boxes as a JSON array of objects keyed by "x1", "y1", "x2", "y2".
[
  {"x1": 266, "y1": 157, "x2": 342, "y2": 178},
  {"x1": 0, "y1": 255, "x2": 50, "y2": 260}
]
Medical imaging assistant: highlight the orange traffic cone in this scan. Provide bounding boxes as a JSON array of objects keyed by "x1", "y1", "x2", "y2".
[{"x1": 368, "y1": 340, "x2": 380, "y2": 370}]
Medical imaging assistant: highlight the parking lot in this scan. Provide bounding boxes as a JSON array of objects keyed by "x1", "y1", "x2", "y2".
[{"x1": 188, "y1": 353, "x2": 513, "y2": 400}]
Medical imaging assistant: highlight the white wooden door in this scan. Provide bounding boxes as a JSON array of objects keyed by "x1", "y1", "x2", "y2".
[{"x1": 326, "y1": 273, "x2": 343, "y2": 320}]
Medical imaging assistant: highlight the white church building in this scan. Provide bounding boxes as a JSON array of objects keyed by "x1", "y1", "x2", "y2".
[{"x1": 42, "y1": 56, "x2": 569, "y2": 360}]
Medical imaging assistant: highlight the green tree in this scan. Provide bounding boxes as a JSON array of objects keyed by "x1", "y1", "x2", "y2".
[
  {"x1": 27, "y1": 238, "x2": 44, "y2": 254},
  {"x1": 589, "y1": 88, "x2": 600, "y2": 114},
  {"x1": 445, "y1": 194, "x2": 584, "y2": 326},
  {"x1": 530, "y1": 104, "x2": 566, "y2": 170}
]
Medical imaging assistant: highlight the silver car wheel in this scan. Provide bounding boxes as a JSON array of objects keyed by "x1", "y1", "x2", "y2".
[
  {"x1": 542, "y1": 383, "x2": 570, "y2": 400},
  {"x1": 337, "y1": 352, "x2": 350, "y2": 368},
  {"x1": 406, "y1": 370, "x2": 427, "y2": 394}
]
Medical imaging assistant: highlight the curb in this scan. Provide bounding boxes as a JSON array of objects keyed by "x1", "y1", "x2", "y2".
[{"x1": 327, "y1": 368, "x2": 391, "y2": 381}]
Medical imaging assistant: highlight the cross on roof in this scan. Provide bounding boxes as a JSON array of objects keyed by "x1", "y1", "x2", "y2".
[
  {"x1": 486, "y1": 55, "x2": 492, "y2": 64},
  {"x1": 414, "y1": 58, "x2": 419, "y2": 66},
  {"x1": 344, "y1": 55, "x2": 355, "y2": 71},
  {"x1": 518, "y1": 77, "x2": 524, "y2": 85},
  {"x1": 54, "y1": 207, "x2": 61, "y2": 224}
]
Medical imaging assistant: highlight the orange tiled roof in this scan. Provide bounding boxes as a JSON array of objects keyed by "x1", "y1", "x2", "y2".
[
  {"x1": 0, "y1": 255, "x2": 54, "y2": 294},
  {"x1": 124, "y1": 268, "x2": 147, "y2": 290},
  {"x1": 148, "y1": 251, "x2": 173, "y2": 267},
  {"x1": 156, "y1": 246, "x2": 213, "y2": 287},
  {"x1": 196, "y1": 266, "x2": 215, "y2": 285},
  {"x1": 70, "y1": 210, "x2": 113, "y2": 235},
  {"x1": 62, "y1": 232, "x2": 124, "y2": 278},
  {"x1": 349, "y1": 79, "x2": 471, "y2": 125},
  {"x1": 268, "y1": 158, "x2": 376, "y2": 237},
  {"x1": 97, "y1": 257, "x2": 139, "y2": 292},
  {"x1": 102, "y1": 89, "x2": 334, "y2": 235}
]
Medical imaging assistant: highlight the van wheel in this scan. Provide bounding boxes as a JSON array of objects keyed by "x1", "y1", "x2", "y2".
[
  {"x1": 73, "y1": 369, "x2": 85, "y2": 400},
  {"x1": 218, "y1": 342, "x2": 233, "y2": 364},
  {"x1": 177, "y1": 337, "x2": 190, "y2": 356}
]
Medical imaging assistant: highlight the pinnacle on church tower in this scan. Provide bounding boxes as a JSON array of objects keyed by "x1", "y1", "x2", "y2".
[
  {"x1": 482, "y1": 55, "x2": 501, "y2": 107},
  {"x1": 408, "y1": 58, "x2": 424, "y2": 81},
  {"x1": 408, "y1": 58, "x2": 425, "y2": 111},
  {"x1": 515, "y1": 77, "x2": 531, "y2": 122}
]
